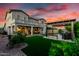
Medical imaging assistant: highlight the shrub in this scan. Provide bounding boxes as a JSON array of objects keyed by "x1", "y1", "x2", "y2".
[
  {"x1": 65, "y1": 25, "x2": 71, "y2": 32},
  {"x1": 74, "y1": 22, "x2": 79, "y2": 38},
  {"x1": 74, "y1": 22, "x2": 79, "y2": 46},
  {"x1": 8, "y1": 32, "x2": 26, "y2": 48},
  {"x1": 48, "y1": 40, "x2": 79, "y2": 56},
  {"x1": 49, "y1": 44, "x2": 64, "y2": 56},
  {"x1": 63, "y1": 43, "x2": 77, "y2": 56},
  {"x1": 58, "y1": 29, "x2": 63, "y2": 35}
]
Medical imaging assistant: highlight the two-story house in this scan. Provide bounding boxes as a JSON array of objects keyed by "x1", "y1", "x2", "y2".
[{"x1": 4, "y1": 9, "x2": 46, "y2": 36}]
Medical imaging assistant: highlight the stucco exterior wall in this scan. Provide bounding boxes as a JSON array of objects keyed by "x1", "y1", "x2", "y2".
[{"x1": 5, "y1": 10, "x2": 46, "y2": 35}]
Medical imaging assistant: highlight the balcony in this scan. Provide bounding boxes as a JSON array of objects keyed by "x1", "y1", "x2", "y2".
[{"x1": 15, "y1": 19, "x2": 45, "y2": 27}]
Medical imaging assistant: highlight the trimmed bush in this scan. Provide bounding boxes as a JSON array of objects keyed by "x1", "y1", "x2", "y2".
[
  {"x1": 49, "y1": 44, "x2": 64, "y2": 56},
  {"x1": 8, "y1": 32, "x2": 26, "y2": 48},
  {"x1": 48, "y1": 40, "x2": 79, "y2": 56}
]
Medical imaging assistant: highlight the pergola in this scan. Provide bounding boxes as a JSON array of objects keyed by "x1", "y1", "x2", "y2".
[{"x1": 46, "y1": 19, "x2": 76, "y2": 40}]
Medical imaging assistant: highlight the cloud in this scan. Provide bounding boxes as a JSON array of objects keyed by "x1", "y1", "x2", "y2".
[
  {"x1": 1, "y1": 3, "x2": 79, "y2": 25},
  {"x1": 26, "y1": 9, "x2": 39, "y2": 16},
  {"x1": 46, "y1": 4, "x2": 68, "y2": 11},
  {"x1": 26, "y1": 7, "x2": 48, "y2": 16},
  {"x1": 46, "y1": 11, "x2": 79, "y2": 23},
  {"x1": 27, "y1": 4, "x2": 69, "y2": 18},
  {"x1": 0, "y1": 3, "x2": 22, "y2": 26}
]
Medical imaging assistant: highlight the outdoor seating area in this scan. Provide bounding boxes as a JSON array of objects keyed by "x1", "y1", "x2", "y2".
[{"x1": 46, "y1": 19, "x2": 75, "y2": 40}]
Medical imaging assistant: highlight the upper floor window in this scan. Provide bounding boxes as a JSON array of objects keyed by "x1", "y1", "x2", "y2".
[
  {"x1": 17, "y1": 15, "x2": 20, "y2": 19},
  {"x1": 39, "y1": 21, "x2": 41, "y2": 23},
  {"x1": 41, "y1": 20, "x2": 44, "y2": 24},
  {"x1": 24, "y1": 17, "x2": 26, "y2": 20},
  {"x1": 26, "y1": 16, "x2": 28, "y2": 21}
]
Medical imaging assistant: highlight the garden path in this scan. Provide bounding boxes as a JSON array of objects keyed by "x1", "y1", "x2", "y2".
[{"x1": 0, "y1": 35, "x2": 26, "y2": 56}]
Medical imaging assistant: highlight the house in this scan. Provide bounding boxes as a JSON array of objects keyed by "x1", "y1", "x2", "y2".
[{"x1": 4, "y1": 9, "x2": 46, "y2": 36}]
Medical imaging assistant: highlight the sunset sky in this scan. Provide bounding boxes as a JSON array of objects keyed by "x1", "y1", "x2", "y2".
[{"x1": 0, "y1": 3, "x2": 79, "y2": 27}]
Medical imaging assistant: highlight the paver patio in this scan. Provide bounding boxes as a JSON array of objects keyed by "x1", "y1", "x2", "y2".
[{"x1": 0, "y1": 35, "x2": 27, "y2": 56}]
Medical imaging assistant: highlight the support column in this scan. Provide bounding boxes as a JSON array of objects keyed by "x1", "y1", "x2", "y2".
[
  {"x1": 40, "y1": 27, "x2": 43, "y2": 34},
  {"x1": 14, "y1": 26, "x2": 17, "y2": 32},
  {"x1": 71, "y1": 22, "x2": 75, "y2": 40},
  {"x1": 31, "y1": 26, "x2": 33, "y2": 35},
  {"x1": 8, "y1": 26, "x2": 11, "y2": 35},
  {"x1": 43, "y1": 24, "x2": 46, "y2": 35},
  {"x1": 46, "y1": 25, "x2": 48, "y2": 36},
  {"x1": 14, "y1": 25, "x2": 17, "y2": 34},
  {"x1": 11, "y1": 26, "x2": 13, "y2": 35}
]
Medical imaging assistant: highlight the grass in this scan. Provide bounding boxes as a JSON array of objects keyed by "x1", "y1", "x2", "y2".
[
  {"x1": 22, "y1": 36, "x2": 51, "y2": 56},
  {"x1": 21, "y1": 36, "x2": 76, "y2": 56}
]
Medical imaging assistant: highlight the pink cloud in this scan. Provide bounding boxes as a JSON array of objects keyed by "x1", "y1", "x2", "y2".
[
  {"x1": 27, "y1": 4, "x2": 69, "y2": 17},
  {"x1": 27, "y1": 8, "x2": 48, "y2": 16},
  {"x1": 0, "y1": 4, "x2": 22, "y2": 25},
  {"x1": 46, "y1": 4, "x2": 68, "y2": 11},
  {"x1": 46, "y1": 11, "x2": 79, "y2": 23},
  {"x1": 26, "y1": 9, "x2": 39, "y2": 16}
]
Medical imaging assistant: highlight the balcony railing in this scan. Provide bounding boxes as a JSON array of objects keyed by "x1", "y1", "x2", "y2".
[{"x1": 15, "y1": 20, "x2": 45, "y2": 27}]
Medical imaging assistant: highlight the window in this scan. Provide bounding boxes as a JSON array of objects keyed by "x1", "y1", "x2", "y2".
[
  {"x1": 9, "y1": 26, "x2": 11, "y2": 28},
  {"x1": 12, "y1": 26, "x2": 15, "y2": 32},
  {"x1": 24, "y1": 17, "x2": 26, "y2": 22},
  {"x1": 39, "y1": 21, "x2": 41, "y2": 23},
  {"x1": 17, "y1": 15, "x2": 20, "y2": 19},
  {"x1": 24, "y1": 17, "x2": 26, "y2": 20},
  {"x1": 42, "y1": 20, "x2": 44, "y2": 24}
]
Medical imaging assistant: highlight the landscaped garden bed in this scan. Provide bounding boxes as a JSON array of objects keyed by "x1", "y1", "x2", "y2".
[
  {"x1": 9, "y1": 33, "x2": 79, "y2": 56},
  {"x1": 21, "y1": 36, "x2": 79, "y2": 56}
]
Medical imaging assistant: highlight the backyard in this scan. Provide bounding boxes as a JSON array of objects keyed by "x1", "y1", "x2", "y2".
[
  {"x1": 6, "y1": 22, "x2": 79, "y2": 56},
  {"x1": 9, "y1": 32, "x2": 79, "y2": 56},
  {"x1": 21, "y1": 36, "x2": 79, "y2": 56}
]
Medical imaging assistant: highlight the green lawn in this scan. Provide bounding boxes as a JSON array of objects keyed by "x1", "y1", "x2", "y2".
[
  {"x1": 21, "y1": 36, "x2": 78, "y2": 56},
  {"x1": 22, "y1": 36, "x2": 51, "y2": 56}
]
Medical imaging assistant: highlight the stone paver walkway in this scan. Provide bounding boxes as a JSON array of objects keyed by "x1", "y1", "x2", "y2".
[{"x1": 0, "y1": 35, "x2": 27, "y2": 56}]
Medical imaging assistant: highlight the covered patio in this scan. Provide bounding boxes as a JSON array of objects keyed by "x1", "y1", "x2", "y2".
[
  {"x1": 46, "y1": 19, "x2": 76, "y2": 40},
  {"x1": 15, "y1": 25, "x2": 43, "y2": 36}
]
